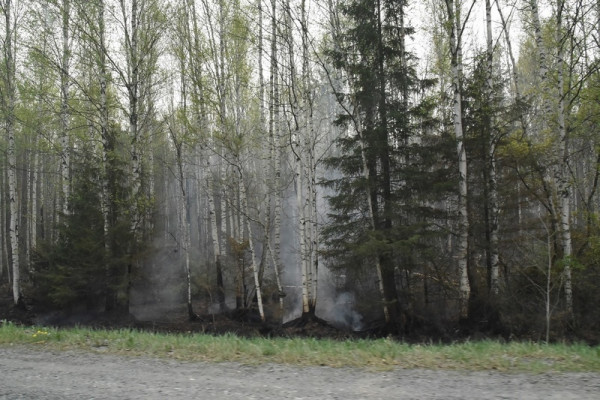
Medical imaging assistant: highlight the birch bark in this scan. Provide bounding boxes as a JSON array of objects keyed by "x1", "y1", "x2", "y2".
[
  {"x1": 4, "y1": 0, "x2": 20, "y2": 305},
  {"x1": 169, "y1": 114, "x2": 197, "y2": 320},
  {"x1": 446, "y1": 0, "x2": 470, "y2": 319},
  {"x1": 60, "y1": 0, "x2": 71, "y2": 219},
  {"x1": 529, "y1": 0, "x2": 573, "y2": 314},
  {"x1": 301, "y1": 0, "x2": 318, "y2": 312},
  {"x1": 207, "y1": 154, "x2": 225, "y2": 310},
  {"x1": 239, "y1": 167, "x2": 265, "y2": 321},
  {"x1": 118, "y1": 0, "x2": 141, "y2": 237},
  {"x1": 0, "y1": 168, "x2": 5, "y2": 283},
  {"x1": 0, "y1": 167, "x2": 4, "y2": 281},
  {"x1": 269, "y1": 0, "x2": 284, "y2": 312},
  {"x1": 96, "y1": 0, "x2": 117, "y2": 311},
  {"x1": 179, "y1": 151, "x2": 195, "y2": 320},
  {"x1": 555, "y1": 0, "x2": 573, "y2": 315},
  {"x1": 485, "y1": 0, "x2": 499, "y2": 295}
]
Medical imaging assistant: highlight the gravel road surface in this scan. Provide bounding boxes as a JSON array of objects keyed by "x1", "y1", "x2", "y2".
[{"x1": 0, "y1": 346, "x2": 598, "y2": 399}]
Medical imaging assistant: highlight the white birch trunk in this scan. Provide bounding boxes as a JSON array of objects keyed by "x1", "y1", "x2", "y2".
[
  {"x1": 258, "y1": 0, "x2": 265, "y2": 127},
  {"x1": 301, "y1": 0, "x2": 314, "y2": 312},
  {"x1": 100, "y1": 1, "x2": 110, "y2": 247},
  {"x1": 97, "y1": 0, "x2": 114, "y2": 310},
  {"x1": 530, "y1": 0, "x2": 573, "y2": 314},
  {"x1": 545, "y1": 221, "x2": 552, "y2": 342},
  {"x1": 309, "y1": 142, "x2": 318, "y2": 309},
  {"x1": 556, "y1": 0, "x2": 573, "y2": 314},
  {"x1": 0, "y1": 167, "x2": 4, "y2": 281},
  {"x1": 220, "y1": 159, "x2": 228, "y2": 253},
  {"x1": 146, "y1": 133, "x2": 155, "y2": 232},
  {"x1": 447, "y1": 0, "x2": 470, "y2": 318},
  {"x1": 486, "y1": 0, "x2": 499, "y2": 295},
  {"x1": 239, "y1": 168, "x2": 265, "y2": 321},
  {"x1": 267, "y1": 241, "x2": 284, "y2": 311},
  {"x1": 206, "y1": 153, "x2": 224, "y2": 308},
  {"x1": 1, "y1": 161, "x2": 9, "y2": 283},
  {"x1": 296, "y1": 145, "x2": 310, "y2": 314},
  {"x1": 29, "y1": 141, "x2": 39, "y2": 269},
  {"x1": 5, "y1": 0, "x2": 20, "y2": 305},
  {"x1": 120, "y1": 0, "x2": 141, "y2": 235},
  {"x1": 178, "y1": 162, "x2": 194, "y2": 319},
  {"x1": 530, "y1": 0, "x2": 550, "y2": 102},
  {"x1": 270, "y1": 0, "x2": 283, "y2": 312},
  {"x1": 169, "y1": 96, "x2": 195, "y2": 318},
  {"x1": 60, "y1": 0, "x2": 71, "y2": 219}
]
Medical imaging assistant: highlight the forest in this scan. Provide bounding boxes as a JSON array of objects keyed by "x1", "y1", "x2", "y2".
[{"x1": 1, "y1": 0, "x2": 599, "y2": 342}]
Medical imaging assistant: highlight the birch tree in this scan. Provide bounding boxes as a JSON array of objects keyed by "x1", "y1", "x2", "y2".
[
  {"x1": 168, "y1": 112, "x2": 198, "y2": 320},
  {"x1": 485, "y1": 0, "x2": 500, "y2": 296},
  {"x1": 115, "y1": 0, "x2": 165, "y2": 241},
  {"x1": 2, "y1": 0, "x2": 20, "y2": 305},
  {"x1": 524, "y1": 0, "x2": 579, "y2": 315},
  {"x1": 444, "y1": 0, "x2": 471, "y2": 319},
  {"x1": 59, "y1": 0, "x2": 70, "y2": 219},
  {"x1": 268, "y1": 0, "x2": 285, "y2": 313}
]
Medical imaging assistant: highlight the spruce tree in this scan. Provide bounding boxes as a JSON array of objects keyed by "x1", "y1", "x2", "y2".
[{"x1": 324, "y1": 0, "x2": 451, "y2": 333}]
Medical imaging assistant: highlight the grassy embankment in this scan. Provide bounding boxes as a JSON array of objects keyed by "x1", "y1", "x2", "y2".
[{"x1": 0, "y1": 321, "x2": 598, "y2": 372}]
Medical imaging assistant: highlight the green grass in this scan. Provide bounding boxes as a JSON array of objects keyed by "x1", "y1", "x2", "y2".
[{"x1": 1, "y1": 321, "x2": 598, "y2": 372}]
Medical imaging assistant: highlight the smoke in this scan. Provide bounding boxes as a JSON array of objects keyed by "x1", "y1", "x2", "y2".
[
  {"x1": 129, "y1": 232, "x2": 186, "y2": 321},
  {"x1": 320, "y1": 292, "x2": 363, "y2": 331},
  {"x1": 278, "y1": 157, "x2": 368, "y2": 331},
  {"x1": 315, "y1": 266, "x2": 365, "y2": 331}
]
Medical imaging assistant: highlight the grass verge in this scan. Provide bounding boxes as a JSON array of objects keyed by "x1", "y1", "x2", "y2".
[{"x1": 1, "y1": 321, "x2": 598, "y2": 372}]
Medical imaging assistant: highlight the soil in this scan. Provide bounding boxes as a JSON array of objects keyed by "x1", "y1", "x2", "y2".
[
  {"x1": 0, "y1": 290, "x2": 360, "y2": 340},
  {"x1": 1, "y1": 346, "x2": 598, "y2": 399}
]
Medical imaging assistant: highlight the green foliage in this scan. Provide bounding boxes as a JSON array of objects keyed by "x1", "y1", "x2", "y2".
[
  {"x1": 31, "y1": 163, "x2": 107, "y2": 310},
  {"x1": 29, "y1": 144, "x2": 145, "y2": 311},
  {"x1": 323, "y1": 0, "x2": 454, "y2": 275}
]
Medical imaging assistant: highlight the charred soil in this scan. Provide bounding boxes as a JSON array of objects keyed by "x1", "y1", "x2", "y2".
[
  {"x1": 0, "y1": 290, "x2": 365, "y2": 340},
  {"x1": 0, "y1": 288, "x2": 584, "y2": 343}
]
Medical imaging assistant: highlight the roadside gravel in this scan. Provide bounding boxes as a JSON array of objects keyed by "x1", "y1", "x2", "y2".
[{"x1": 0, "y1": 346, "x2": 598, "y2": 399}]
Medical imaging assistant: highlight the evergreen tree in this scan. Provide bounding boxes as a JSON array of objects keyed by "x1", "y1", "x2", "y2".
[
  {"x1": 32, "y1": 162, "x2": 107, "y2": 310},
  {"x1": 461, "y1": 51, "x2": 512, "y2": 325},
  {"x1": 324, "y1": 0, "x2": 451, "y2": 333}
]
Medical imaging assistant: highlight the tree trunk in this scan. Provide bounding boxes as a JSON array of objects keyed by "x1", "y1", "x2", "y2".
[
  {"x1": 555, "y1": 0, "x2": 573, "y2": 315},
  {"x1": 60, "y1": 0, "x2": 71, "y2": 220},
  {"x1": 207, "y1": 154, "x2": 225, "y2": 310},
  {"x1": 529, "y1": 0, "x2": 573, "y2": 315},
  {"x1": 269, "y1": 0, "x2": 283, "y2": 314},
  {"x1": 4, "y1": 0, "x2": 20, "y2": 306},
  {"x1": 239, "y1": 168, "x2": 265, "y2": 321},
  {"x1": 446, "y1": 0, "x2": 470, "y2": 319},
  {"x1": 485, "y1": 0, "x2": 500, "y2": 296},
  {"x1": 123, "y1": 0, "x2": 142, "y2": 237},
  {"x1": 1, "y1": 164, "x2": 8, "y2": 284},
  {"x1": 97, "y1": 0, "x2": 119, "y2": 313},
  {"x1": 169, "y1": 113, "x2": 197, "y2": 320},
  {"x1": 180, "y1": 163, "x2": 195, "y2": 320}
]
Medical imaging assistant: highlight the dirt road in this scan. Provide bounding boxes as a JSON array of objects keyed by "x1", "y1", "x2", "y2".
[{"x1": 0, "y1": 346, "x2": 598, "y2": 399}]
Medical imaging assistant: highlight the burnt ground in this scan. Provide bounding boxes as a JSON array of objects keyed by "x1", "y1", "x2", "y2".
[
  {"x1": 0, "y1": 288, "x2": 586, "y2": 344},
  {"x1": 0, "y1": 290, "x2": 364, "y2": 340},
  {"x1": 0, "y1": 291, "x2": 526, "y2": 343}
]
